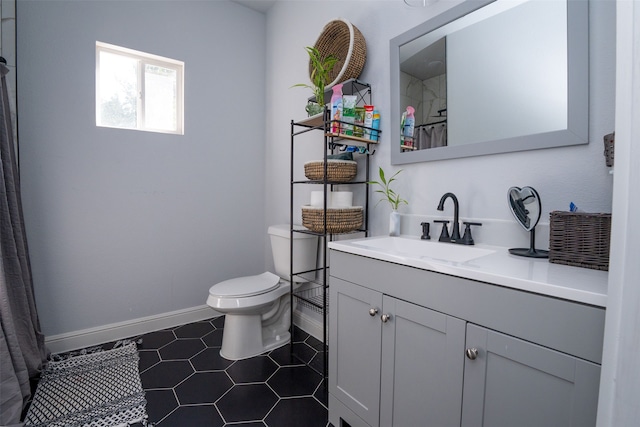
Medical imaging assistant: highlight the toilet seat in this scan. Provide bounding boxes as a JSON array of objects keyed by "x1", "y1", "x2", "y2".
[{"x1": 209, "y1": 272, "x2": 281, "y2": 298}]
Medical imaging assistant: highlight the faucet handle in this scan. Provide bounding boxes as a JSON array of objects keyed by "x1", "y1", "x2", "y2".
[
  {"x1": 420, "y1": 222, "x2": 431, "y2": 240},
  {"x1": 461, "y1": 222, "x2": 482, "y2": 245},
  {"x1": 434, "y1": 220, "x2": 450, "y2": 242}
]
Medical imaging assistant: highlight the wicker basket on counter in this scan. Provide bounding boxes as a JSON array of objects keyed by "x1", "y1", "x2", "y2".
[
  {"x1": 302, "y1": 206, "x2": 363, "y2": 234},
  {"x1": 548, "y1": 211, "x2": 612, "y2": 271},
  {"x1": 304, "y1": 160, "x2": 357, "y2": 182}
]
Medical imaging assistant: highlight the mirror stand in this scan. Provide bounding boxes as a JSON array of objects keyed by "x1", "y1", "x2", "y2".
[
  {"x1": 509, "y1": 227, "x2": 549, "y2": 259},
  {"x1": 508, "y1": 185, "x2": 549, "y2": 259}
]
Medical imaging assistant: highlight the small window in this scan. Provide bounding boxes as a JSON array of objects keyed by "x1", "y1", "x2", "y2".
[{"x1": 96, "y1": 42, "x2": 184, "y2": 134}]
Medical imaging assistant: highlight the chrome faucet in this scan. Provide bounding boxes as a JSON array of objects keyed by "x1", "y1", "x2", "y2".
[{"x1": 437, "y1": 192, "x2": 461, "y2": 243}]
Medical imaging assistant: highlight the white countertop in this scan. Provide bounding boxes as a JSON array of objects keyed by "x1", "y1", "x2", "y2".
[{"x1": 328, "y1": 235, "x2": 608, "y2": 308}]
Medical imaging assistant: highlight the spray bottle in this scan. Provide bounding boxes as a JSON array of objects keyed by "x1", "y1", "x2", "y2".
[
  {"x1": 403, "y1": 106, "x2": 415, "y2": 147},
  {"x1": 330, "y1": 84, "x2": 343, "y2": 134}
]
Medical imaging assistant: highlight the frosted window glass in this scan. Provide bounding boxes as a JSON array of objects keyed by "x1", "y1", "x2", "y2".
[{"x1": 96, "y1": 42, "x2": 183, "y2": 135}]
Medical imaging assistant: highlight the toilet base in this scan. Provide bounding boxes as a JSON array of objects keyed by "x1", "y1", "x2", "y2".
[{"x1": 219, "y1": 297, "x2": 292, "y2": 360}]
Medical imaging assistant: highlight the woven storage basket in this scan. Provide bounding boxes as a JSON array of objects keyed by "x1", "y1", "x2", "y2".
[
  {"x1": 302, "y1": 206, "x2": 363, "y2": 233},
  {"x1": 548, "y1": 211, "x2": 612, "y2": 271},
  {"x1": 311, "y1": 18, "x2": 367, "y2": 87},
  {"x1": 304, "y1": 160, "x2": 357, "y2": 182}
]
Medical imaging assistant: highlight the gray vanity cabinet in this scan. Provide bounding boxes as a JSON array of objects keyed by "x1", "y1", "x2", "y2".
[
  {"x1": 461, "y1": 324, "x2": 601, "y2": 427},
  {"x1": 379, "y1": 296, "x2": 466, "y2": 427},
  {"x1": 329, "y1": 278, "x2": 466, "y2": 427},
  {"x1": 328, "y1": 249, "x2": 604, "y2": 427},
  {"x1": 329, "y1": 279, "x2": 383, "y2": 427}
]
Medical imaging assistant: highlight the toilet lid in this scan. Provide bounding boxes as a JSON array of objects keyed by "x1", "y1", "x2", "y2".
[{"x1": 209, "y1": 272, "x2": 281, "y2": 298}]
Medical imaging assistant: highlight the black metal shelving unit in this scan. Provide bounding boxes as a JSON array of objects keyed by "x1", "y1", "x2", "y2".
[{"x1": 288, "y1": 79, "x2": 379, "y2": 380}]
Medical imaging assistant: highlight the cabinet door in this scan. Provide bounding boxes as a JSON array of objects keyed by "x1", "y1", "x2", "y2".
[
  {"x1": 461, "y1": 324, "x2": 601, "y2": 427},
  {"x1": 329, "y1": 278, "x2": 384, "y2": 427},
  {"x1": 379, "y1": 296, "x2": 466, "y2": 427}
]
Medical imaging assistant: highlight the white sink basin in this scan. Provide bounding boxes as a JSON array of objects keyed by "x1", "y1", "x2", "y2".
[{"x1": 350, "y1": 236, "x2": 495, "y2": 264}]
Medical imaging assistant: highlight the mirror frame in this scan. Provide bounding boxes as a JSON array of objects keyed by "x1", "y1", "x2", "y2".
[{"x1": 390, "y1": 0, "x2": 589, "y2": 165}]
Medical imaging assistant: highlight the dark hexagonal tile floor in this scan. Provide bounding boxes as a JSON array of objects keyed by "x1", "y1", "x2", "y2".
[
  {"x1": 47, "y1": 317, "x2": 331, "y2": 426},
  {"x1": 137, "y1": 317, "x2": 330, "y2": 426},
  {"x1": 138, "y1": 349, "x2": 161, "y2": 372},
  {"x1": 157, "y1": 404, "x2": 224, "y2": 427},
  {"x1": 216, "y1": 383, "x2": 278, "y2": 423},
  {"x1": 265, "y1": 396, "x2": 328, "y2": 427},
  {"x1": 175, "y1": 371, "x2": 234, "y2": 405},
  {"x1": 190, "y1": 347, "x2": 234, "y2": 371},
  {"x1": 140, "y1": 359, "x2": 193, "y2": 389},
  {"x1": 202, "y1": 328, "x2": 224, "y2": 348},
  {"x1": 158, "y1": 337, "x2": 205, "y2": 360},
  {"x1": 268, "y1": 365, "x2": 323, "y2": 398},
  {"x1": 226, "y1": 355, "x2": 278, "y2": 384},
  {"x1": 144, "y1": 389, "x2": 178, "y2": 421},
  {"x1": 138, "y1": 329, "x2": 176, "y2": 350},
  {"x1": 139, "y1": 316, "x2": 331, "y2": 427}
]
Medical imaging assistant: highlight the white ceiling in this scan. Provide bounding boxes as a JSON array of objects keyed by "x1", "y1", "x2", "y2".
[{"x1": 232, "y1": 0, "x2": 276, "y2": 14}]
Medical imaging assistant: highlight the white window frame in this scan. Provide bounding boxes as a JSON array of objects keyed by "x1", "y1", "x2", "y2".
[{"x1": 96, "y1": 41, "x2": 184, "y2": 135}]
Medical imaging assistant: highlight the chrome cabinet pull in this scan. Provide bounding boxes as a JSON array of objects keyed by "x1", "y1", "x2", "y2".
[
  {"x1": 381, "y1": 314, "x2": 391, "y2": 323},
  {"x1": 369, "y1": 308, "x2": 379, "y2": 317},
  {"x1": 465, "y1": 348, "x2": 479, "y2": 360}
]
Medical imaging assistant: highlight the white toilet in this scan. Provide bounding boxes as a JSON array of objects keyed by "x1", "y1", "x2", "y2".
[{"x1": 206, "y1": 224, "x2": 318, "y2": 360}]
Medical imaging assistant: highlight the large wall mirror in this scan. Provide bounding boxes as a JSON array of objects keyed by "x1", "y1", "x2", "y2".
[{"x1": 390, "y1": 0, "x2": 588, "y2": 165}]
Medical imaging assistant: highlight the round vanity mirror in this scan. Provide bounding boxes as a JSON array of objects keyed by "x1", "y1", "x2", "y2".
[{"x1": 507, "y1": 186, "x2": 549, "y2": 258}]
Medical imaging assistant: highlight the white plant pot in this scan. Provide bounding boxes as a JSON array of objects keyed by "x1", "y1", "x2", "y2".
[{"x1": 389, "y1": 211, "x2": 401, "y2": 236}]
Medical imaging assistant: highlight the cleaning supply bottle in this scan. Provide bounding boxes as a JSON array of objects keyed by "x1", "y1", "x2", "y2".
[
  {"x1": 403, "y1": 106, "x2": 415, "y2": 147},
  {"x1": 363, "y1": 105, "x2": 374, "y2": 139},
  {"x1": 330, "y1": 84, "x2": 343, "y2": 134},
  {"x1": 400, "y1": 110, "x2": 407, "y2": 146},
  {"x1": 370, "y1": 109, "x2": 381, "y2": 141}
]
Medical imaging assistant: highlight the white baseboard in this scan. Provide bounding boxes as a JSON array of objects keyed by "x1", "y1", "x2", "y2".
[
  {"x1": 45, "y1": 305, "x2": 325, "y2": 355},
  {"x1": 293, "y1": 309, "x2": 326, "y2": 343},
  {"x1": 45, "y1": 305, "x2": 220, "y2": 354}
]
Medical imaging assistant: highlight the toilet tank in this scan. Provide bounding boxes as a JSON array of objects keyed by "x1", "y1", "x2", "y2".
[{"x1": 268, "y1": 224, "x2": 318, "y2": 282}]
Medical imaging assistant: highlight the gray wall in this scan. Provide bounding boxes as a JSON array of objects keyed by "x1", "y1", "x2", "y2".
[
  {"x1": 16, "y1": 0, "x2": 616, "y2": 340},
  {"x1": 264, "y1": 0, "x2": 615, "y2": 235},
  {"x1": 17, "y1": 1, "x2": 268, "y2": 336}
]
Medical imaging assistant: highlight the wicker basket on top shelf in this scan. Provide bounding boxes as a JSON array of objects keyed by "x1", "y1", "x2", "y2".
[{"x1": 311, "y1": 18, "x2": 367, "y2": 87}]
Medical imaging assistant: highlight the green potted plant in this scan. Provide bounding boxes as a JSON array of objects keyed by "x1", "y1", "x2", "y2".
[
  {"x1": 292, "y1": 46, "x2": 339, "y2": 116},
  {"x1": 369, "y1": 167, "x2": 408, "y2": 236}
]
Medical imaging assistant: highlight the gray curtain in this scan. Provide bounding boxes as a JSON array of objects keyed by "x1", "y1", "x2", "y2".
[
  {"x1": 415, "y1": 123, "x2": 447, "y2": 150},
  {"x1": 0, "y1": 63, "x2": 47, "y2": 425}
]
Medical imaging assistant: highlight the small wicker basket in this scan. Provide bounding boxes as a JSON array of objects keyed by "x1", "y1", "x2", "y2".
[
  {"x1": 548, "y1": 211, "x2": 612, "y2": 271},
  {"x1": 302, "y1": 206, "x2": 363, "y2": 234},
  {"x1": 311, "y1": 18, "x2": 367, "y2": 87},
  {"x1": 304, "y1": 160, "x2": 357, "y2": 182}
]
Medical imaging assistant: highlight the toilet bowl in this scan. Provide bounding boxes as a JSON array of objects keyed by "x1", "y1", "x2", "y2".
[{"x1": 206, "y1": 225, "x2": 318, "y2": 360}]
